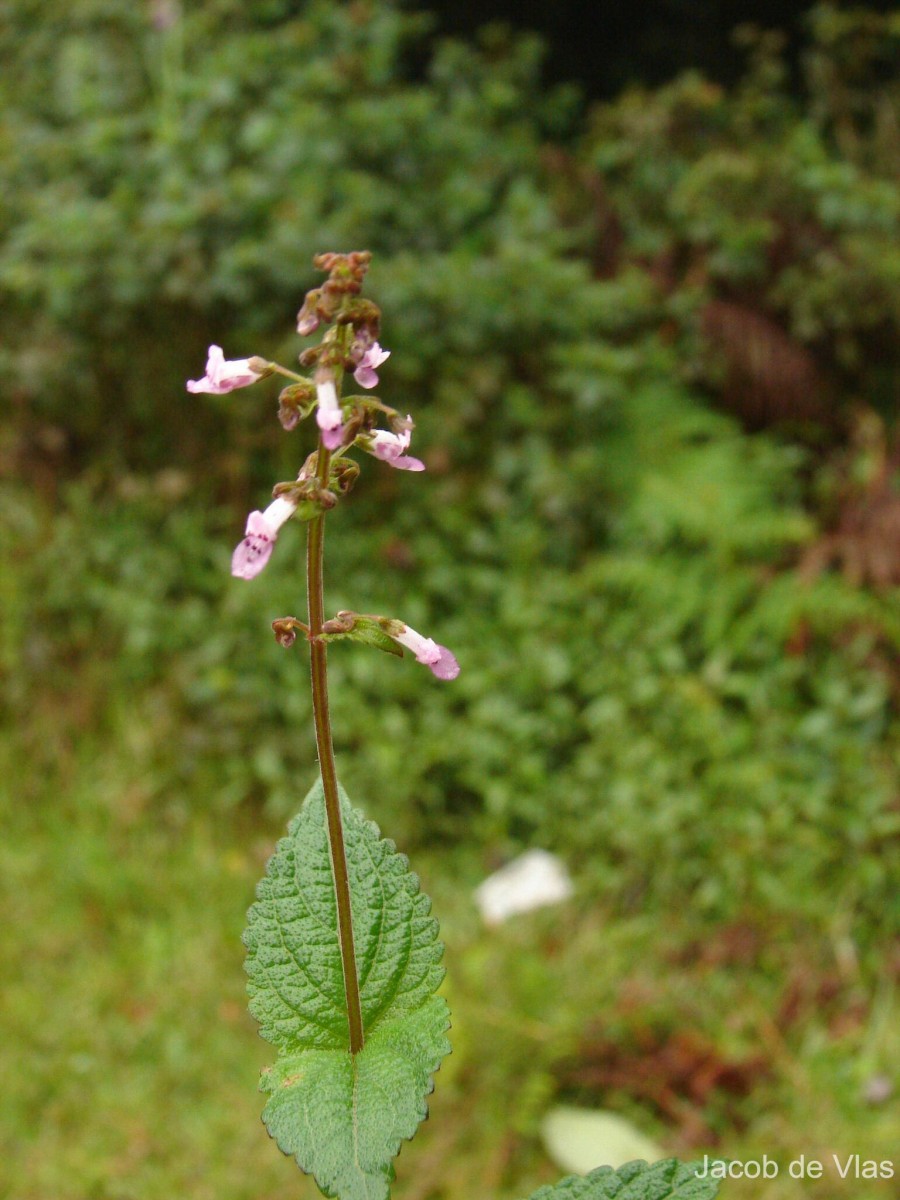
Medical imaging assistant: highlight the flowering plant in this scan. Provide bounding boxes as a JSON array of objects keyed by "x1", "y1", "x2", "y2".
[{"x1": 191, "y1": 252, "x2": 720, "y2": 1200}]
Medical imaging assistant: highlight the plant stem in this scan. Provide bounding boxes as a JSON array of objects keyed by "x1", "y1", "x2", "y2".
[
  {"x1": 307, "y1": 439, "x2": 365, "y2": 1055},
  {"x1": 271, "y1": 363, "x2": 307, "y2": 383}
]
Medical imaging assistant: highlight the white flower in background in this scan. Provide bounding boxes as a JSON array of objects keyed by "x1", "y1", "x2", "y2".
[{"x1": 474, "y1": 850, "x2": 574, "y2": 925}]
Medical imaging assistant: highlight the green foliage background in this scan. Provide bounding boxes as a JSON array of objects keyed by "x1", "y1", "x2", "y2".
[{"x1": 1, "y1": 2, "x2": 897, "y2": 1198}]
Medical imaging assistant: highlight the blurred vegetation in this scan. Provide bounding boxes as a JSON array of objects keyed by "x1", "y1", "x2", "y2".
[{"x1": 1, "y1": 2, "x2": 898, "y2": 1198}]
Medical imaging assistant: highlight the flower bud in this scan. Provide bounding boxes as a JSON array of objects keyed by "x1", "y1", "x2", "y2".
[
  {"x1": 277, "y1": 382, "x2": 316, "y2": 431},
  {"x1": 330, "y1": 459, "x2": 360, "y2": 496},
  {"x1": 272, "y1": 617, "x2": 306, "y2": 648},
  {"x1": 297, "y1": 289, "x2": 322, "y2": 336},
  {"x1": 322, "y1": 611, "x2": 357, "y2": 635}
]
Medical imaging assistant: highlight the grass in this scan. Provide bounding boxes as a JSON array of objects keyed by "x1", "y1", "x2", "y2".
[{"x1": 2, "y1": 721, "x2": 897, "y2": 1200}]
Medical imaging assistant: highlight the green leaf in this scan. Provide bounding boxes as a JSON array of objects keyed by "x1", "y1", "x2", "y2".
[
  {"x1": 243, "y1": 779, "x2": 450, "y2": 1200},
  {"x1": 321, "y1": 620, "x2": 403, "y2": 657},
  {"x1": 524, "y1": 1159, "x2": 722, "y2": 1200},
  {"x1": 290, "y1": 500, "x2": 324, "y2": 523}
]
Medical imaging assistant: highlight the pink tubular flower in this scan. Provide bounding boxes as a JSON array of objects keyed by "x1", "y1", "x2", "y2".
[
  {"x1": 187, "y1": 345, "x2": 263, "y2": 394},
  {"x1": 368, "y1": 420, "x2": 425, "y2": 472},
  {"x1": 391, "y1": 624, "x2": 460, "y2": 680},
  {"x1": 231, "y1": 496, "x2": 297, "y2": 579},
  {"x1": 315, "y1": 376, "x2": 345, "y2": 449},
  {"x1": 353, "y1": 342, "x2": 390, "y2": 389}
]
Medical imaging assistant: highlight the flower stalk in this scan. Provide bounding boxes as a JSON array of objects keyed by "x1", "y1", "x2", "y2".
[
  {"x1": 190, "y1": 252, "x2": 461, "y2": 1059},
  {"x1": 306, "y1": 436, "x2": 365, "y2": 1056}
]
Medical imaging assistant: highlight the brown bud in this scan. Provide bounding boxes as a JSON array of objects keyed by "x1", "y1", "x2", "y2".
[
  {"x1": 298, "y1": 451, "x2": 319, "y2": 481},
  {"x1": 338, "y1": 299, "x2": 381, "y2": 340},
  {"x1": 330, "y1": 459, "x2": 361, "y2": 496},
  {"x1": 272, "y1": 617, "x2": 306, "y2": 648},
  {"x1": 321, "y1": 610, "x2": 358, "y2": 635},
  {"x1": 278, "y1": 401, "x2": 300, "y2": 432},
  {"x1": 277, "y1": 381, "x2": 316, "y2": 431}
]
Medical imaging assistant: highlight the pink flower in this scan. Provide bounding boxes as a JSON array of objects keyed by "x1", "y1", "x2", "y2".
[
  {"x1": 297, "y1": 313, "x2": 319, "y2": 336},
  {"x1": 321, "y1": 426, "x2": 345, "y2": 451},
  {"x1": 231, "y1": 496, "x2": 297, "y2": 579},
  {"x1": 187, "y1": 345, "x2": 263, "y2": 394},
  {"x1": 315, "y1": 376, "x2": 345, "y2": 449},
  {"x1": 367, "y1": 420, "x2": 425, "y2": 472},
  {"x1": 391, "y1": 624, "x2": 460, "y2": 680},
  {"x1": 353, "y1": 342, "x2": 390, "y2": 389}
]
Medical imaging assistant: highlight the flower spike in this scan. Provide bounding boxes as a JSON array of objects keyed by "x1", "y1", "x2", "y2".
[{"x1": 187, "y1": 345, "x2": 263, "y2": 394}]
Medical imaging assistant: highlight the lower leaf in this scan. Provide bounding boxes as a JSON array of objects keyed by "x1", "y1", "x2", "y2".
[
  {"x1": 244, "y1": 779, "x2": 450, "y2": 1200},
  {"x1": 261, "y1": 997, "x2": 449, "y2": 1200},
  {"x1": 524, "y1": 1158, "x2": 723, "y2": 1200}
]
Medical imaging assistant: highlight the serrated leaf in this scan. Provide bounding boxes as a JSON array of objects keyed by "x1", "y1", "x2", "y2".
[
  {"x1": 524, "y1": 1158, "x2": 722, "y2": 1200},
  {"x1": 243, "y1": 779, "x2": 450, "y2": 1200}
]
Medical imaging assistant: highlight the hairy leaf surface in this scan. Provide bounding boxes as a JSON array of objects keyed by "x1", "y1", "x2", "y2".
[
  {"x1": 244, "y1": 779, "x2": 449, "y2": 1200},
  {"x1": 525, "y1": 1159, "x2": 722, "y2": 1200}
]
